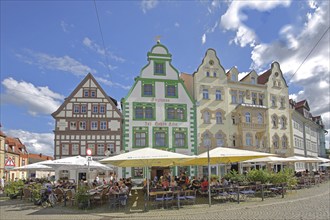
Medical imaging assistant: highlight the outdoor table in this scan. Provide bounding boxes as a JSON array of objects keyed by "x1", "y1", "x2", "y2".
[{"x1": 149, "y1": 190, "x2": 182, "y2": 209}]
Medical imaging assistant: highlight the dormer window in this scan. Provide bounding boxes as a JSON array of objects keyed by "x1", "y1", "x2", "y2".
[
  {"x1": 231, "y1": 74, "x2": 237, "y2": 81},
  {"x1": 83, "y1": 90, "x2": 89, "y2": 97},
  {"x1": 251, "y1": 77, "x2": 256, "y2": 84},
  {"x1": 154, "y1": 62, "x2": 165, "y2": 75},
  {"x1": 206, "y1": 72, "x2": 210, "y2": 77}
]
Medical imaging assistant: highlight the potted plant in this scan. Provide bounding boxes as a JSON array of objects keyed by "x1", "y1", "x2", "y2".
[
  {"x1": 75, "y1": 185, "x2": 90, "y2": 209},
  {"x1": 4, "y1": 180, "x2": 24, "y2": 199}
]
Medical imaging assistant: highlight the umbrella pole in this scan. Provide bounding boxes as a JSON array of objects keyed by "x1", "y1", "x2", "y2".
[
  {"x1": 207, "y1": 145, "x2": 211, "y2": 207},
  {"x1": 146, "y1": 166, "x2": 149, "y2": 212}
]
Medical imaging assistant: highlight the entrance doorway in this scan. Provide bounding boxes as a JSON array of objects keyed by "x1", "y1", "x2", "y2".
[{"x1": 151, "y1": 167, "x2": 170, "y2": 181}]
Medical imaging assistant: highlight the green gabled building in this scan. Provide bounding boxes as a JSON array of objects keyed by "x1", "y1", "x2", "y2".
[{"x1": 121, "y1": 41, "x2": 197, "y2": 180}]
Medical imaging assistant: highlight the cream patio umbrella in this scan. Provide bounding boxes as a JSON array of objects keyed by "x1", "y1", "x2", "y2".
[
  {"x1": 179, "y1": 147, "x2": 275, "y2": 166},
  {"x1": 315, "y1": 157, "x2": 330, "y2": 163},
  {"x1": 100, "y1": 147, "x2": 196, "y2": 209},
  {"x1": 285, "y1": 156, "x2": 322, "y2": 163},
  {"x1": 319, "y1": 162, "x2": 330, "y2": 167},
  {"x1": 243, "y1": 156, "x2": 295, "y2": 172},
  {"x1": 14, "y1": 162, "x2": 54, "y2": 171}
]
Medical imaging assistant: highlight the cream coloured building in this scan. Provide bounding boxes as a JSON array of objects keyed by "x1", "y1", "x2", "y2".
[{"x1": 181, "y1": 49, "x2": 291, "y2": 175}]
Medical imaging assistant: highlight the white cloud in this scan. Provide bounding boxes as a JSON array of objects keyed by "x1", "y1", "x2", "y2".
[
  {"x1": 220, "y1": 0, "x2": 291, "y2": 47},
  {"x1": 238, "y1": 71, "x2": 250, "y2": 81},
  {"x1": 202, "y1": 34, "x2": 206, "y2": 45},
  {"x1": 252, "y1": 1, "x2": 330, "y2": 133},
  {"x1": 16, "y1": 49, "x2": 96, "y2": 76},
  {"x1": 5, "y1": 129, "x2": 54, "y2": 157},
  {"x1": 83, "y1": 37, "x2": 125, "y2": 63},
  {"x1": 141, "y1": 0, "x2": 158, "y2": 14},
  {"x1": 174, "y1": 22, "x2": 180, "y2": 28},
  {"x1": 60, "y1": 20, "x2": 74, "y2": 33},
  {"x1": 95, "y1": 76, "x2": 131, "y2": 90},
  {"x1": 1, "y1": 77, "x2": 64, "y2": 116}
]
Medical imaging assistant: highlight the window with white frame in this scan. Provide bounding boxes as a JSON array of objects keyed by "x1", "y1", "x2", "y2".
[
  {"x1": 245, "y1": 112, "x2": 251, "y2": 123},
  {"x1": 143, "y1": 84, "x2": 154, "y2": 96},
  {"x1": 272, "y1": 115, "x2": 278, "y2": 128},
  {"x1": 231, "y1": 90, "x2": 237, "y2": 104},
  {"x1": 155, "y1": 132, "x2": 166, "y2": 147},
  {"x1": 100, "y1": 121, "x2": 107, "y2": 130},
  {"x1": 251, "y1": 77, "x2": 256, "y2": 84},
  {"x1": 70, "y1": 122, "x2": 77, "y2": 130},
  {"x1": 203, "y1": 133, "x2": 211, "y2": 147},
  {"x1": 91, "y1": 121, "x2": 98, "y2": 130},
  {"x1": 216, "y1": 112, "x2": 223, "y2": 124},
  {"x1": 72, "y1": 144, "x2": 79, "y2": 155},
  {"x1": 174, "y1": 132, "x2": 186, "y2": 147},
  {"x1": 73, "y1": 105, "x2": 80, "y2": 113},
  {"x1": 87, "y1": 144, "x2": 95, "y2": 155},
  {"x1": 281, "y1": 135, "x2": 288, "y2": 149},
  {"x1": 215, "y1": 90, "x2": 222, "y2": 100},
  {"x1": 90, "y1": 90, "x2": 96, "y2": 97},
  {"x1": 92, "y1": 105, "x2": 98, "y2": 113},
  {"x1": 107, "y1": 143, "x2": 115, "y2": 154},
  {"x1": 257, "y1": 113, "x2": 263, "y2": 124},
  {"x1": 252, "y1": 93, "x2": 257, "y2": 104},
  {"x1": 99, "y1": 105, "x2": 106, "y2": 113},
  {"x1": 81, "y1": 104, "x2": 87, "y2": 113},
  {"x1": 231, "y1": 74, "x2": 237, "y2": 81},
  {"x1": 238, "y1": 91, "x2": 244, "y2": 103},
  {"x1": 246, "y1": 133, "x2": 252, "y2": 146},
  {"x1": 62, "y1": 144, "x2": 69, "y2": 155},
  {"x1": 203, "y1": 111, "x2": 210, "y2": 124},
  {"x1": 280, "y1": 116, "x2": 286, "y2": 129},
  {"x1": 203, "y1": 89, "x2": 209, "y2": 99},
  {"x1": 273, "y1": 135, "x2": 279, "y2": 148},
  {"x1": 79, "y1": 121, "x2": 86, "y2": 130},
  {"x1": 135, "y1": 132, "x2": 147, "y2": 147},
  {"x1": 83, "y1": 90, "x2": 89, "y2": 97},
  {"x1": 97, "y1": 144, "x2": 105, "y2": 156},
  {"x1": 271, "y1": 95, "x2": 277, "y2": 107},
  {"x1": 216, "y1": 133, "x2": 224, "y2": 147},
  {"x1": 280, "y1": 97, "x2": 285, "y2": 108}
]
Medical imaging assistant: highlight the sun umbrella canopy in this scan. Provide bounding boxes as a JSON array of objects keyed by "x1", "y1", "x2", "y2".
[
  {"x1": 285, "y1": 156, "x2": 322, "y2": 163},
  {"x1": 14, "y1": 162, "x2": 54, "y2": 171},
  {"x1": 243, "y1": 156, "x2": 294, "y2": 163},
  {"x1": 315, "y1": 157, "x2": 330, "y2": 163},
  {"x1": 41, "y1": 156, "x2": 112, "y2": 171},
  {"x1": 319, "y1": 162, "x2": 330, "y2": 167},
  {"x1": 100, "y1": 148, "x2": 195, "y2": 167},
  {"x1": 180, "y1": 147, "x2": 275, "y2": 166}
]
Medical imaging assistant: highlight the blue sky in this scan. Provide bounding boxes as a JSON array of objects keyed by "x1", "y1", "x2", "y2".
[{"x1": 1, "y1": 0, "x2": 329, "y2": 156}]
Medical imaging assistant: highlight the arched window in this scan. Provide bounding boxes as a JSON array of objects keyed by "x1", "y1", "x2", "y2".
[
  {"x1": 216, "y1": 112, "x2": 222, "y2": 124},
  {"x1": 203, "y1": 111, "x2": 210, "y2": 124},
  {"x1": 246, "y1": 133, "x2": 252, "y2": 146},
  {"x1": 216, "y1": 133, "x2": 224, "y2": 147},
  {"x1": 280, "y1": 116, "x2": 286, "y2": 129},
  {"x1": 215, "y1": 90, "x2": 222, "y2": 100},
  {"x1": 273, "y1": 135, "x2": 279, "y2": 149},
  {"x1": 206, "y1": 72, "x2": 210, "y2": 77},
  {"x1": 203, "y1": 133, "x2": 211, "y2": 147},
  {"x1": 213, "y1": 72, "x2": 217, "y2": 77},
  {"x1": 257, "y1": 113, "x2": 263, "y2": 124},
  {"x1": 245, "y1": 112, "x2": 251, "y2": 123},
  {"x1": 282, "y1": 135, "x2": 288, "y2": 148},
  {"x1": 272, "y1": 115, "x2": 278, "y2": 128}
]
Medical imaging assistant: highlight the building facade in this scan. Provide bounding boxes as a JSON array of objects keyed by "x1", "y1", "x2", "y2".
[
  {"x1": 52, "y1": 73, "x2": 122, "y2": 180},
  {"x1": 182, "y1": 49, "x2": 292, "y2": 176},
  {"x1": 289, "y1": 99, "x2": 327, "y2": 171},
  {"x1": 122, "y1": 42, "x2": 197, "y2": 179}
]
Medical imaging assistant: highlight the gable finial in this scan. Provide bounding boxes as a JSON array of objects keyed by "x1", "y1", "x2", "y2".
[{"x1": 155, "y1": 35, "x2": 161, "y2": 44}]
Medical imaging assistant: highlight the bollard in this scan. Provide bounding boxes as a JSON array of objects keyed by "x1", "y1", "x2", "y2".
[
  {"x1": 261, "y1": 184, "x2": 264, "y2": 201},
  {"x1": 281, "y1": 183, "x2": 284, "y2": 198}
]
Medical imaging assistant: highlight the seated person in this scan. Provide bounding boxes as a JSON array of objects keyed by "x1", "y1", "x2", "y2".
[
  {"x1": 189, "y1": 176, "x2": 201, "y2": 190},
  {"x1": 200, "y1": 177, "x2": 209, "y2": 192},
  {"x1": 221, "y1": 177, "x2": 229, "y2": 187},
  {"x1": 170, "y1": 178, "x2": 177, "y2": 188}
]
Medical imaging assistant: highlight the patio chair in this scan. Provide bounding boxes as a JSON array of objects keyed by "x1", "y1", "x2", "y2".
[
  {"x1": 185, "y1": 190, "x2": 196, "y2": 205},
  {"x1": 164, "y1": 191, "x2": 174, "y2": 208},
  {"x1": 151, "y1": 193, "x2": 165, "y2": 209},
  {"x1": 175, "y1": 190, "x2": 186, "y2": 208},
  {"x1": 108, "y1": 193, "x2": 120, "y2": 210},
  {"x1": 117, "y1": 193, "x2": 128, "y2": 209}
]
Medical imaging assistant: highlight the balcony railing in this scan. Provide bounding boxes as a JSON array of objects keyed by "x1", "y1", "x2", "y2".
[{"x1": 238, "y1": 122, "x2": 266, "y2": 130}]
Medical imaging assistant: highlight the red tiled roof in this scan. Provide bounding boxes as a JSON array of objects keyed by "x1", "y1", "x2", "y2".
[
  {"x1": 257, "y1": 69, "x2": 271, "y2": 84},
  {"x1": 28, "y1": 153, "x2": 53, "y2": 161},
  {"x1": 5, "y1": 137, "x2": 27, "y2": 154},
  {"x1": 0, "y1": 130, "x2": 6, "y2": 137},
  {"x1": 294, "y1": 100, "x2": 306, "y2": 109}
]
